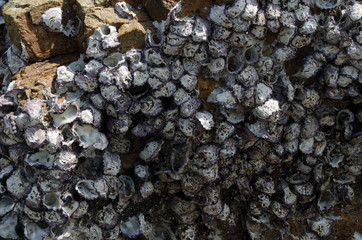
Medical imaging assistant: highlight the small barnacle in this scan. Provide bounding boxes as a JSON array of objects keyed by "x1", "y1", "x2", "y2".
[
  {"x1": 72, "y1": 123, "x2": 108, "y2": 150},
  {"x1": 301, "y1": 115, "x2": 319, "y2": 138},
  {"x1": 171, "y1": 19, "x2": 194, "y2": 37},
  {"x1": 181, "y1": 172, "x2": 206, "y2": 197},
  {"x1": 192, "y1": 143, "x2": 220, "y2": 168},
  {"x1": 56, "y1": 65, "x2": 75, "y2": 88},
  {"x1": 211, "y1": 26, "x2": 232, "y2": 40},
  {"x1": 41, "y1": 7, "x2": 63, "y2": 33},
  {"x1": 180, "y1": 97, "x2": 201, "y2": 118},
  {"x1": 0, "y1": 212, "x2": 19, "y2": 239},
  {"x1": 103, "y1": 151, "x2": 121, "y2": 176},
  {"x1": 174, "y1": 88, "x2": 191, "y2": 106},
  {"x1": 139, "y1": 140, "x2": 163, "y2": 162},
  {"x1": 191, "y1": 16, "x2": 211, "y2": 43},
  {"x1": 133, "y1": 70, "x2": 149, "y2": 87},
  {"x1": 0, "y1": 196, "x2": 15, "y2": 217},
  {"x1": 51, "y1": 103, "x2": 78, "y2": 128},
  {"x1": 209, "y1": 4, "x2": 232, "y2": 28},
  {"x1": 75, "y1": 74, "x2": 98, "y2": 92},
  {"x1": 208, "y1": 40, "x2": 229, "y2": 58},
  {"x1": 251, "y1": 26, "x2": 267, "y2": 39},
  {"x1": 166, "y1": 33, "x2": 187, "y2": 46},
  {"x1": 297, "y1": 56, "x2": 323, "y2": 79},
  {"x1": 280, "y1": 11, "x2": 296, "y2": 28},
  {"x1": 195, "y1": 111, "x2": 214, "y2": 130},
  {"x1": 294, "y1": 182, "x2": 314, "y2": 196},
  {"x1": 6, "y1": 169, "x2": 32, "y2": 199},
  {"x1": 295, "y1": 4, "x2": 310, "y2": 21},
  {"x1": 53, "y1": 150, "x2": 78, "y2": 171},
  {"x1": 120, "y1": 216, "x2": 141, "y2": 238},
  {"x1": 229, "y1": 32, "x2": 255, "y2": 48},
  {"x1": 237, "y1": 65, "x2": 258, "y2": 87},
  {"x1": 75, "y1": 180, "x2": 99, "y2": 200},
  {"x1": 292, "y1": 35, "x2": 312, "y2": 49},
  {"x1": 266, "y1": 3, "x2": 281, "y2": 20},
  {"x1": 254, "y1": 99, "x2": 281, "y2": 120},
  {"x1": 207, "y1": 88, "x2": 237, "y2": 109},
  {"x1": 180, "y1": 74, "x2": 198, "y2": 92},
  {"x1": 315, "y1": 0, "x2": 341, "y2": 10},
  {"x1": 310, "y1": 218, "x2": 334, "y2": 237},
  {"x1": 299, "y1": 16, "x2": 318, "y2": 35},
  {"x1": 225, "y1": 0, "x2": 246, "y2": 18},
  {"x1": 21, "y1": 99, "x2": 44, "y2": 127},
  {"x1": 134, "y1": 164, "x2": 151, "y2": 181},
  {"x1": 241, "y1": 0, "x2": 259, "y2": 20},
  {"x1": 181, "y1": 41, "x2": 200, "y2": 58},
  {"x1": 346, "y1": 41, "x2": 362, "y2": 60},
  {"x1": 216, "y1": 122, "x2": 235, "y2": 143},
  {"x1": 140, "y1": 96, "x2": 163, "y2": 117},
  {"x1": 24, "y1": 126, "x2": 46, "y2": 149},
  {"x1": 171, "y1": 59, "x2": 184, "y2": 80},
  {"x1": 26, "y1": 186, "x2": 42, "y2": 209},
  {"x1": 115, "y1": 2, "x2": 136, "y2": 20},
  {"x1": 255, "y1": 176, "x2": 275, "y2": 195},
  {"x1": 23, "y1": 222, "x2": 49, "y2": 240},
  {"x1": 144, "y1": 48, "x2": 166, "y2": 66},
  {"x1": 278, "y1": 27, "x2": 296, "y2": 45},
  {"x1": 149, "y1": 67, "x2": 170, "y2": 81},
  {"x1": 178, "y1": 118, "x2": 194, "y2": 137},
  {"x1": 207, "y1": 58, "x2": 226, "y2": 75},
  {"x1": 271, "y1": 201, "x2": 289, "y2": 219},
  {"x1": 348, "y1": 2, "x2": 362, "y2": 21}
]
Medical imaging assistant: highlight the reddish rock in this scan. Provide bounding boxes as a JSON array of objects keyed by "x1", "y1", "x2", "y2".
[
  {"x1": 13, "y1": 53, "x2": 79, "y2": 101},
  {"x1": 2, "y1": 0, "x2": 78, "y2": 62},
  {"x1": 143, "y1": 0, "x2": 234, "y2": 21},
  {"x1": 74, "y1": 0, "x2": 155, "y2": 53}
]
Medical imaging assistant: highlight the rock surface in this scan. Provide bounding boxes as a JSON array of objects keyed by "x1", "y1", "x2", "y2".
[
  {"x1": 13, "y1": 53, "x2": 79, "y2": 101},
  {"x1": 2, "y1": 0, "x2": 78, "y2": 62}
]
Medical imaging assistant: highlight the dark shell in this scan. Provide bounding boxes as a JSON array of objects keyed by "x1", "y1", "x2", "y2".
[{"x1": 192, "y1": 143, "x2": 220, "y2": 168}]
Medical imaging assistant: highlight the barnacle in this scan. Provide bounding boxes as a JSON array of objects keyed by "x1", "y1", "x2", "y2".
[{"x1": 0, "y1": 0, "x2": 361, "y2": 239}]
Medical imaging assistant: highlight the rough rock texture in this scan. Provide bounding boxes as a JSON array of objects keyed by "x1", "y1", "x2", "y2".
[
  {"x1": 13, "y1": 53, "x2": 79, "y2": 101},
  {"x1": 2, "y1": 0, "x2": 155, "y2": 62},
  {"x1": 144, "y1": 0, "x2": 234, "y2": 20},
  {"x1": 74, "y1": 0, "x2": 155, "y2": 52},
  {"x1": 2, "y1": 0, "x2": 78, "y2": 62}
]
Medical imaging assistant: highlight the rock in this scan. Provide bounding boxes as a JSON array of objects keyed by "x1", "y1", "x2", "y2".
[
  {"x1": 74, "y1": 0, "x2": 155, "y2": 53},
  {"x1": 118, "y1": 20, "x2": 155, "y2": 52},
  {"x1": 2, "y1": 0, "x2": 78, "y2": 62},
  {"x1": 13, "y1": 53, "x2": 79, "y2": 102},
  {"x1": 143, "y1": 0, "x2": 234, "y2": 21}
]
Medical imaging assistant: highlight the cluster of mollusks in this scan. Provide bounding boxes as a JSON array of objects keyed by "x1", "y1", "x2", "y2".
[{"x1": 0, "y1": 0, "x2": 361, "y2": 239}]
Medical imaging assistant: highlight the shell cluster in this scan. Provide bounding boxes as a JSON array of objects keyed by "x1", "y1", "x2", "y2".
[{"x1": 0, "y1": 0, "x2": 361, "y2": 239}]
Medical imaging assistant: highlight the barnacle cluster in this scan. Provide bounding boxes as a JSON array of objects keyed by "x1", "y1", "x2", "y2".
[{"x1": 0, "y1": 0, "x2": 361, "y2": 239}]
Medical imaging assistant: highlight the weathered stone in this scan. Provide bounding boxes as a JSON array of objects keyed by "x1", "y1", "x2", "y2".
[
  {"x1": 143, "y1": 0, "x2": 234, "y2": 21},
  {"x1": 13, "y1": 53, "x2": 79, "y2": 101},
  {"x1": 75, "y1": 0, "x2": 154, "y2": 53},
  {"x1": 118, "y1": 20, "x2": 155, "y2": 52},
  {"x1": 2, "y1": 0, "x2": 78, "y2": 61}
]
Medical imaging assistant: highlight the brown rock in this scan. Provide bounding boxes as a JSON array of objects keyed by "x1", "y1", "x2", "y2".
[
  {"x1": 2, "y1": 0, "x2": 78, "y2": 62},
  {"x1": 196, "y1": 75, "x2": 221, "y2": 111},
  {"x1": 143, "y1": 0, "x2": 234, "y2": 21},
  {"x1": 75, "y1": 0, "x2": 155, "y2": 53},
  {"x1": 13, "y1": 53, "x2": 79, "y2": 102},
  {"x1": 118, "y1": 19, "x2": 155, "y2": 52}
]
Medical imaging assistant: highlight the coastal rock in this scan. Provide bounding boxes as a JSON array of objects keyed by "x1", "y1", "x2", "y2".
[{"x1": 2, "y1": 0, "x2": 78, "y2": 61}]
